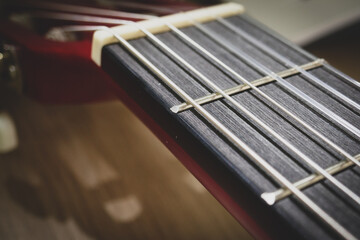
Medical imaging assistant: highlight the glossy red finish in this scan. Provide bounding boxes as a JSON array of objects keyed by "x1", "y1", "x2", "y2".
[
  {"x1": 0, "y1": 0, "x2": 199, "y2": 103},
  {"x1": 0, "y1": 21, "x2": 115, "y2": 104}
]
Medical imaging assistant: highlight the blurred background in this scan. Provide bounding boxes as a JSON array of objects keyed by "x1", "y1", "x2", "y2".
[{"x1": 0, "y1": 0, "x2": 359, "y2": 239}]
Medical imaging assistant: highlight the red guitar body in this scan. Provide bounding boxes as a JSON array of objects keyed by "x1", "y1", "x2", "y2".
[
  {"x1": 0, "y1": 21, "x2": 110, "y2": 103},
  {"x1": 0, "y1": 0, "x2": 198, "y2": 103}
]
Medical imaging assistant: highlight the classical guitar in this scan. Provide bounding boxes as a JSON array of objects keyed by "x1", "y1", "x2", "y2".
[{"x1": 1, "y1": 1, "x2": 360, "y2": 240}]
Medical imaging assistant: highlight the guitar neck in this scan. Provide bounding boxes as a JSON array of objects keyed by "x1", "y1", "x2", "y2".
[{"x1": 93, "y1": 4, "x2": 360, "y2": 240}]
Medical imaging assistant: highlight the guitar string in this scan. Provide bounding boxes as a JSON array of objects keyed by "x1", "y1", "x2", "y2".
[
  {"x1": 26, "y1": 9, "x2": 358, "y2": 238},
  {"x1": 214, "y1": 17, "x2": 360, "y2": 112},
  {"x1": 100, "y1": 0, "x2": 195, "y2": 15},
  {"x1": 32, "y1": 2, "x2": 360, "y2": 97},
  {"x1": 102, "y1": 26, "x2": 356, "y2": 240},
  {"x1": 191, "y1": 20, "x2": 360, "y2": 140},
  {"x1": 127, "y1": 21, "x2": 360, "y2": 207},
  {"x1": 264, "y1": 154, "x2": 360, "y2": 203},
  {"x1": 27, "y1": 0, "x2": 360, "y2": 93},
  {"x1": 47, "y1": 25, "x2": 106, "y2": 33},
  {"x1": 30, "y1": 12, "x2": 136, "y2": 25},
  {"x1": 49, "y1": 13, "x2": 360, "y2": 174},
  {"x1": 24, "y1": 1, "x2": 156, "y2": 20},
  {"x1": 153, "y1": 19, "x2": 360, "y2": 170},
  {"x1": 36, "y1": 10, "x2": 360, "y2": 207},
  {"x1": 173, "y1": 59, "x2": 325, "y2": 112},
  {"x1": 239, "y1": 15, "x2": 360, "y2": 90},
  {"x1": 35, "y1": 12, "x2": 360, "y2": 173}
]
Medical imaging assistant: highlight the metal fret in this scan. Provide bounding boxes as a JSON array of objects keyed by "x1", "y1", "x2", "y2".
[
  {"x1": 192, "y1": 20, "x2": 360, "y2": 140},
  {"x1": 131, "y1": 20, "x2": 360, "y2": 209},
  {"x1": 216, "y1": 17, "x2": 360, "y2": 112},
  {"x1": 262, "y1": 154, "x2": 360, "y2": 204},
  {"x1": 162, "y1": 19, "x2": 360, "y2": 178},
  {"x1": 239, "y1": 15, "x2": 360, "y2": 90},
  {"x1": 102, "y1": 26, "x2": 357, "y2": 240},
  {"x1": 171, "y1": 59, "x2": 325, "y2": 113}
]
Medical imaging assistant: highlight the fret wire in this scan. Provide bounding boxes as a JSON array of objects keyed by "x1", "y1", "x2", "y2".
[
  {"x1": 163, "y1": 21, "x2": 360, "y2": 173},
  {"x1": 240, "y1": 15, "x2": 360, "y2": 90},
  {"x1": 101, "y1": 26, "x2": 356, "y2": 240},
  {"x1": 193, "y1": 21, "x2": 360, "y2": 140},
  {"x1": 173, "y1": 59, "x2": 325, "y2": 112},
  {"x1": 127, "y1": 21, "x2": 360, "y2": 208},
  {"x1": 263, "y1": 154, "x2": 360, "y2": 203},
  {"x1": 171, "y1": 20, "x2": 360, "y2": 171},
  {"x1": 159, "y1": 20, "x2": 360, "y2": 208},
  {"x1": 216, "y1": 17, "x2": 360, "y2": 112}
]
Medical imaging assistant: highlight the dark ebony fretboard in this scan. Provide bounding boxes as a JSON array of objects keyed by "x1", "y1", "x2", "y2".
[{"x1": 100, "y1": 14, "x2": 360, "y2": 240}]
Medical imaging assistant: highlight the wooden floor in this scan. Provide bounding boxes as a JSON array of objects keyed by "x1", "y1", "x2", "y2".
[
  {"x1": 0, "y1": 90, "x2": 252, "y2": 240},
  {"x1": 0, "y1": 21, "x2": 359, "y2": 240}
]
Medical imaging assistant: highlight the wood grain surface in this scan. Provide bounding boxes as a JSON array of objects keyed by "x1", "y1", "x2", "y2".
[{"x1": 0, "y1": 89, "x2": 252, "y2": 240}]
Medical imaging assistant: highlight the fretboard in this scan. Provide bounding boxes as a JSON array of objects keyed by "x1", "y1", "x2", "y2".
[{"x1": 93, "y1": 4, "x2": 360, "y2": 240}]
